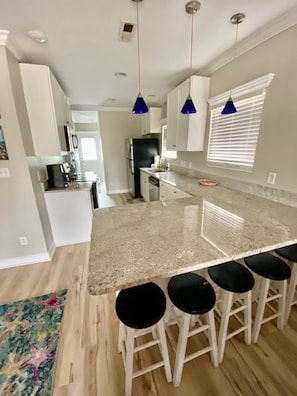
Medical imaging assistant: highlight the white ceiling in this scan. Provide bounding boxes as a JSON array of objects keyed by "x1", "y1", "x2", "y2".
[{"x1": 1, "y1": 0, "x2": 297, "y2": 109}]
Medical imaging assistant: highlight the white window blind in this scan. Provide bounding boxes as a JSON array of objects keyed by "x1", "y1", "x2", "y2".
[
  {"x1": 207, "y1": 93, "x2": 265, "y2": 170},
  {"x1": 207, "y1": 73, "x2": 274, "y2": 172}
]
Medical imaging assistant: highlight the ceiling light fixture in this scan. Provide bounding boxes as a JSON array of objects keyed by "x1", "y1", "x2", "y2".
[
  {"x1": 181, "y1": 1, "x2": 200, "y2": 114},
  {"x1": 131, "y1": 0, "x2": 148, "y2": 114},
  {"x1": 27, "y1": 30, "x2": 48, "y2": 43},
  {"x1": 221, "y1": 13, "x2": 245, "y2": 115}
]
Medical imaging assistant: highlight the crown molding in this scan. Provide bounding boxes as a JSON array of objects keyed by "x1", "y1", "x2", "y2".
[
  {"x1": 199, "y1": 6, "x2": 297, "y2": 77},
  {"x1": 0, "y1": 30, "x2": 9, "y2": 46}
]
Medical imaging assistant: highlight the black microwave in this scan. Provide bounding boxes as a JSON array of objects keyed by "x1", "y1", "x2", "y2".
[{"x1": 64, "y1": 124, "x2": 78, "y2": 152}]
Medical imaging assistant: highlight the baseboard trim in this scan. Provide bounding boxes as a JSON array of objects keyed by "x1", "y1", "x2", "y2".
[
  {"x1": 106, "y1": 188, "x2": 130, "y2": 194},
  {"x1": 0, "y1": 252, "x2": 51, "y2": 270}
]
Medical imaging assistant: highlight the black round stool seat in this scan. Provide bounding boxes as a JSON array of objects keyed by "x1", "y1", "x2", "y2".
[
  {"x1": 115, "y1": 282, "x2": 166, "y2": 329},
  {"x1": 244, "y1": 252, "x2": 291, "y2": 280},
  {"x1": 275, "y1": 243, "x2": 297, "y2": 263},
  {"x1": 208, "y1": 261, "x2": 254, "y2": 293},
  {"x1": 168, "y1": 272, "x2": 216, "y2": 315}
]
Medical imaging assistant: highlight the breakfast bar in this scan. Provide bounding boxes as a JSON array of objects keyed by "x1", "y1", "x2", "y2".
[{"x1": 87, "y1": 178, "x2": 297, "y2": 296}]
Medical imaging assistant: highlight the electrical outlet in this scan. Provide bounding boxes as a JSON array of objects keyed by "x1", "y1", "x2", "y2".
[
  {"x1": 20, "y1": 236, "x2": 28, "y2": 246},
  {"x1": 0, "y1": 168, "x2": 10, "y2": 178},
  {"x1": 267, "y1": 172, "x2": 276, "y2": 185}
]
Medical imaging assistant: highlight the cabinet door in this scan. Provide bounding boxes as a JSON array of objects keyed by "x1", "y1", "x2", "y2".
[
  {"x1": 166, "y1": 89, "x2": 178, "y2": 150},
  {"x1": 140, "y1": 171, "x2": 150, "y2": 202},
  {"x1": 20, "y1": 64, "x2": 66, "y2": 156},
  {"x1": 160, "y1": 181, "x2": 191, "y2": 200},
  {"x1": 141, "y1": 108, "x2": 161, "y2": 135},
  {"x1": 177, "y1": 79, "x2": 190, "y2": 151}
]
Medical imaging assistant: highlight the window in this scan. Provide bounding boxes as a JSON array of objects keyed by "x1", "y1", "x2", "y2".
[
  {"x1": 80, "y1": 137, "x2": 97, "y2": 161},
  {"x1": 161, "y1": 123, "x2": 177, "y2": 159},
  {"x1": 207, "y1": 73, "x2": 274, "y2": 172}
]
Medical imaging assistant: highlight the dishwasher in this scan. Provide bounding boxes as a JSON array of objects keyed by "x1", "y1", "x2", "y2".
[{"x1": 148, "y1": 176, "x2": 159, "y2": 201}]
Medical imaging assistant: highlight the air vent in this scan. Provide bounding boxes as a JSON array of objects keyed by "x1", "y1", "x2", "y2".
[{"x1": 118, "y1": 20, "x2": 136, "y2": 42}]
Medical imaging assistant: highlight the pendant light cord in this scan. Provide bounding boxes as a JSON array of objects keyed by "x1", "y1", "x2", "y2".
[
  {"x1": 136, "y1": 1, "x2": 141, "y2": 95},
  {"x1": 188, "y1": 12, "x2": 194, "y2": 96},
  {"x1": 229, "y1": 21, "x2": 239, "y2": 98}
]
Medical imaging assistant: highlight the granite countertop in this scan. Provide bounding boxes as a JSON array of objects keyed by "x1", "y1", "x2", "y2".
[
  {"x1": 45, "y1": 181, "x2": 93, "y2": 193},
  {"x1": 88, "y1": 172, "x2": 297, "y2": 295}
]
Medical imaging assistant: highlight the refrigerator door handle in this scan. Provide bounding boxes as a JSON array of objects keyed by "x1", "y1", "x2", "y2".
[{"x1": 128, "y1": 158, "x2": 134, "y2": 175}]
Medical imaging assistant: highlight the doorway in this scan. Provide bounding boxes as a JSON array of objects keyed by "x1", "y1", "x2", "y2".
[{"x1": 72, "y1": 111, "x2": 106, "y2": 194}]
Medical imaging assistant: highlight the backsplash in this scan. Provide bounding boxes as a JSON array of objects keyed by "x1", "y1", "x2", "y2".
[{"x1": 171, "y1": 164, "x2": 297, "y2": 208}]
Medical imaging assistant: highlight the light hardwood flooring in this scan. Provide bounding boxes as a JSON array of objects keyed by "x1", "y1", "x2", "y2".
[{"x1": 1, "y1": 193, "x2": 297, "y2": 396}]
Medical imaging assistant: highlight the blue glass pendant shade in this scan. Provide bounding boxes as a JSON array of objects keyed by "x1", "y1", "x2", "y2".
[
  {"x1": 221, "y1": 97, "x2": 237, "y2": 114},
  {"x1": 132, "y1": 94, "x2": 149, "y2": 114},
  {"x1": 180, "y1": 95, "x2": 197, "y2": 114}
]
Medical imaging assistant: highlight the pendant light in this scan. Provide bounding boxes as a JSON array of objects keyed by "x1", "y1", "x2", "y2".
[
  {"x1": 221, "y1": 13, "x2": 245, "y2": 115},
  {"x1": 181, "y1": 1, "x2": 200, "y2": 114},
  {"x1": 132, "y1": 0, "x2": 148, "y2": 114}
]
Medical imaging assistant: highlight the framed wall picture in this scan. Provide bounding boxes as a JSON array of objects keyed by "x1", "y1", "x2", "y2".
[{"x1": 0, "y1": 126, "x2": 9, "y2": 160}]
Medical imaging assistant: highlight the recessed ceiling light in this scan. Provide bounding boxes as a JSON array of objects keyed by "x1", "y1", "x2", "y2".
[
  {"x1": 114, "y1": 72, "x2": 127, "y2": 78},
  {"x1": 148, "y1": 94, "x2": 156, "y2": 98},
  {"x1": 27, "y1": 30, "x2": 48, "y2": 43}
]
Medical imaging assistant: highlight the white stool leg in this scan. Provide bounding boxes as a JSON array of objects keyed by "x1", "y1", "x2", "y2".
[
  {"x1": 156, "y1": 320, "x2": 172, "y2": 383},
  {"x1": 244, "y1": 290, "x2": 252, "y2": 345},
  {"x1": 173, "y1": 313, "x2": 191, "y2": 387},
  {"x1": 285, "y1": 264, "x2": 297, "y2": 324},
  {"x1": 118, "y1": 321, "x2": 125, "y2": 353},
  {"x1": 277, "y1": 280, "x2": 287, "y2": 330},
  {"x1": 217, "y1": 290, "x2": 233, "y2": 363},
  {"x1": 125, "y1": 327, "x2": 135, "y2": 396},
  {"x1": 206, "y1": 310, "x2": 219, "y2": 367},
  {"x1": 252, "y1": 278, "x2": 270, "y2": 343}
]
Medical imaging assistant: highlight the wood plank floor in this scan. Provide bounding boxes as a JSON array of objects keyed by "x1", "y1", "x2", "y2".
[{"x1": 1, "y1": 193, "x2": 297, "y2": 396}]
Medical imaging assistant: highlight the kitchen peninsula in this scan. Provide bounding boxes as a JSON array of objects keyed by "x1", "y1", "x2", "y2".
[{"x1": 88, "y1": 173, "x2": 297, "y2": 295}]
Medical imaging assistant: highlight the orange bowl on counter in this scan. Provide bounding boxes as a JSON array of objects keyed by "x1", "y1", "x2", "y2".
[{"x1": 198, "y1": 179, "x2": 218, "y2": 186}]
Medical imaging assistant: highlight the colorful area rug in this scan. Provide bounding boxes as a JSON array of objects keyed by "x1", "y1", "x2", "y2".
[{"x1": 0, "y1": 289, "x2": 67, "y2": 395}]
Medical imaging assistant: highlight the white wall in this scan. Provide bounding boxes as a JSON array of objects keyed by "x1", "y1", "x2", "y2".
[
  {"x1": 98, "y1": 111, "x2": 142, "y2": 193},
  {"x1": 0, "y1": 47, "x2": 53, "y2": 267},
  {"x1": 172, "y1": 25, "x2": 297, "y2": 194}
]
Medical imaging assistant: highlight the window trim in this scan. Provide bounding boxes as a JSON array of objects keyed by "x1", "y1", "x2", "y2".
[{"x1": 206, "y1": 73, "x2": 274, "y2": 172}]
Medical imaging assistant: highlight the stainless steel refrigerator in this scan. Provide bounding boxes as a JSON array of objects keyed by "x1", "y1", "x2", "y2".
[{"x1": 126, "y1": 138, "x2": 159, "y2": 198}]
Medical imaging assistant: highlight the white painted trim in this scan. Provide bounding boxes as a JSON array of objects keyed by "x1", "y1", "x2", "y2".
[
  {"x1": 54, "y1": 238, "x2": 91, "y2": 247},
  {"x1": 199, "y1": 6, "x2": 297, "y2": 77},
  {"x1": 0, "y1": 252, "x2": 51, "y2": 270},
  {"x1": 207, "y1": 73, "x2": 275, "y2": 107},
  {"x1": 0, "y1": 242, "x2": 56, "y2": 269},
  {"x1": 98, "y1": 107, "x2": 132, "y2": 112},
  {"x1": 106, "y1": 188, "x2": 130, "y2": 194},
  {"x1": 0, "y1": 30, "x2": 9, "y2": 46}
]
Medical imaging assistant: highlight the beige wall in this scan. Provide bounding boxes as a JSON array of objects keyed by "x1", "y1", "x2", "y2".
[
  {"x1": 0, "y1": 47, "x2": 52, "y2": 266},
  {"x1": 98, "y1": 111, "x2": 142, "y2": 193},
  {"x1": 172, "y1": 25, "x2": 297, "y2": 194}
]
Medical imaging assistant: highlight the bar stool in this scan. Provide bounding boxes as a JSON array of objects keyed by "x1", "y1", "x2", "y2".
[
  {"x1": 167, "y1": 272, "x2": 218, "y2": 387},
  {"x1": 116, "y1": 282, "x2": 172, "y2": 396},
  {"x1": 208, "y1": 261, "x2": 255, "y2": 363},
  {"x1": 244, "y1": 252, "x2": 291, "y2": 343},
  {"x1": 275, "y1": 243, "x2": 297, "y2": 324}
]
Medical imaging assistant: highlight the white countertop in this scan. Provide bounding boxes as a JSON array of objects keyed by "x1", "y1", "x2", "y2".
[{"x1": 88, "y1": 171, "x2": 297, "y2": 295}]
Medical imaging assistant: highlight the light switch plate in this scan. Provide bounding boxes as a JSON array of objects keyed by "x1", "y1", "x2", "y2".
[{"x1": 0, "y1": 168, "x2": 10, "y2": 178}]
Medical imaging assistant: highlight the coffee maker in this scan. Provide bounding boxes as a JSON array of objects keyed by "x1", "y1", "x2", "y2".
[{"x1": 47, "y1": 164, "x2": 71, "y2": 188}]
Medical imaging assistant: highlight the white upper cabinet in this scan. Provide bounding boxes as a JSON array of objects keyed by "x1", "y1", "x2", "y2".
[
  {"x1": 141, "y1": 107, "x2": 161, "y2": 135},
  {"x1": 20, "y1": 63, "x2": 67, "y2": 156},
  {"x1": 167, "y1": 76, "x2": 210, "y2": 151}
]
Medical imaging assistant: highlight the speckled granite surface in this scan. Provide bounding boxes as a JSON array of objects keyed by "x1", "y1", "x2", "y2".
[{"x1": 88, "y1": 171, "x2": 297, "y2": 295}]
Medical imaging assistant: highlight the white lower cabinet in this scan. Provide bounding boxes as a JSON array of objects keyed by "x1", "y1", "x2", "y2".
[
  {"x1": 140, "y1": 170, "x2": 150, "y2": 202},
  {"x1": 45, "y1": 189, "x2": 93, "y2": 246},
  {"x1": 160, "y1": 181, "x2": 191, "y2": 200}
]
